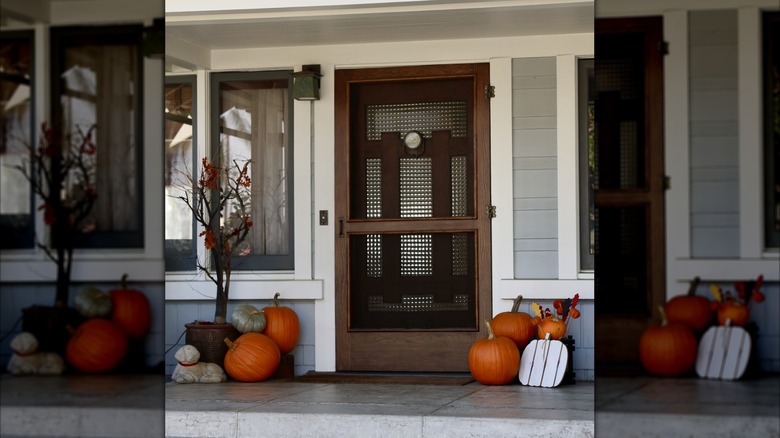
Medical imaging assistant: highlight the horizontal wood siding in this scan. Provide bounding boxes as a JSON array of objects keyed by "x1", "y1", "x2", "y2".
[
  {"x1": 689, "y1": 10, "x2": 740, "y2": 258},
  {"x1": 512, "y1": 57, "x2": 558, "y2": 278}
]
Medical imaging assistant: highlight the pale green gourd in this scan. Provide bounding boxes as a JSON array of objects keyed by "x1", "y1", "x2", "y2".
[
  {"x1": 74, "y1": 287, "x2": 113, "y2": 318},
  {"x1": 231, "y1": 304, "x2": 267, "y2": 333}
]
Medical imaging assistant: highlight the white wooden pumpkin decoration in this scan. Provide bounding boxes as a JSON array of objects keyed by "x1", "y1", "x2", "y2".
[
  {"x1": 231, "y1": 304, "x2": 267, "y2": 333},
  {"x1": 74, "y1": 286, "x2": 113, "y2": 318},
  {"x1": 695, "y1": 319, "x2": 752, "y2": 380},
  {"x1": 518, "y1": 333, "x2": 569, "y2": 387}
]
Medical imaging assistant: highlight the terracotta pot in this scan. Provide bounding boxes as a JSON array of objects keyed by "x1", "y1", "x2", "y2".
[{"x1": 185, "y1": 322, "x2": 240, "y2": 369}]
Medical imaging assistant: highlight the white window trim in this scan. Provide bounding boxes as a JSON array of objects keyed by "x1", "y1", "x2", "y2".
[
  {"x1": 492, "y1": 55, "x2": 595, "y2": 302},
  {"x1": 665, "y1": 8, "x2": 780, "y2": 297},
  {"x1": 0, "y1": 23, "x2": 165, "y2": 284}
]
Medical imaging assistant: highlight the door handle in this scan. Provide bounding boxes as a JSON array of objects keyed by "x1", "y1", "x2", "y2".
[{"x1": 339, "y1": 217, "x2": 344, "y2": 237}]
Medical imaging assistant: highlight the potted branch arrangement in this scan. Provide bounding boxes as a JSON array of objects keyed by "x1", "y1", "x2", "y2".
[
  {"x1": 15, "y1": 123, "x2": 98, "y2": 355},
  {"x1": 175, "y1": 155, "x2": 254, "y2": 368}
]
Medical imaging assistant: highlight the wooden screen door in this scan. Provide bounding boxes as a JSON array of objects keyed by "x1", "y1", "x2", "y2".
[
  {"x1": 335, "y1": 63, "x2": 492, "y2": 372},
  {"x1": 594, "y1": 17, "x2": 666, "y2": 372}
]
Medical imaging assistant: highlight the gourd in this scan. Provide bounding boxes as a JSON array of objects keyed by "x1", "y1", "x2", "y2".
[
  {"x1": 223, "y1": 332, "x2": 280, "y2": 382},
  {"x1": 109, "y1": 274, "x2": 152, "y2": 340},
  {"x1": 537, "y1": 316, "x2": 567, "y2": 341},
  {"x1": 74, "y1": 287, "x2": 112, "y2": 318},
  {"x1": 261, "y1": 293, "x2": 300, "y2": 354},
  {"x1": 232, "y1": 304, "x2": 267, "y2": 333},
  {"x1": 66, "y1": 319, "x2": 128, "y2": 373},
  {"x1": 491, "y1": 295, "x2": 538, "y2": 350},
  {"x1": 664, "y1": 277, "x2": 713, "y2": 332},
  {"x1": 639, "y1": 306, "x2": 697, "y2": 377},
  {"x1": 717, "y1": 300, "x2": 750, "y2": 326},
  {"x1": 468, "y1": 320, "x2": 520, "y2": 385}
]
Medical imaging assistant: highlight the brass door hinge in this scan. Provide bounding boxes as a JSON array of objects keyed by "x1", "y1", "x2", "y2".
[{"x1": 487, "y1": 205, "x2": 497, "y2": 219}]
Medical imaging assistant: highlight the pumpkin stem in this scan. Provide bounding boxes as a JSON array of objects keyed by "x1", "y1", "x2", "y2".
[
  {"x1": 224, "y1": 337, "x2": 237, "y2": 350},
  {"x1": 511, "y1": 295, "x2": 523, "y2": 313},
  {"x1": 658, "y1": 305, "x2": 668, "y2": 326},
  {"x1": 120, "y1": 273, "x2": 129, "y2": 289},
  {"x1": 273, "y1": 292, "x2": 281, "y2": 307},
  {"x1": 686, "y1": 276, "x2": 701, "y2": 297},
  {"x1": 485, "y1": 319, "x2": 495, "y2": 339}
]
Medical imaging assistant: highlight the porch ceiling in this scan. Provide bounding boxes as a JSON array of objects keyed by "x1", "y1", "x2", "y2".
[{"x1": 165, "y1": 0, "x2": 594, "y2": 51}]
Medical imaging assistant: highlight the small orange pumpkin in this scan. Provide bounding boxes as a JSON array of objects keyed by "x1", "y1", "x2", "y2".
[
  {"x1": 468, "y1": 320, "x2": 520, "y2": 385},
  {"x1": 537, "y1": 316, "x2": 567, "y2": 340},
  {"x1": 66, "y1": 319, "x2": 128, "y2": 373},
  {"x1": 261, "y1": 293, "x2": 300, "y2": 354},
  {"x1": 491, "y1": 295, "x2": 539, "y2": 351},
  {"x1": 223, "y1": 332, "x2": 280, "y2": 382},
  {"x1": 664, "y1": 277, "x2": 713, "y2": 333},
  {"x1": 639, "y1": 306, "x2": 697, "y2": 377},
  {"x1": 717, "y1": 300, "x2": 750, "y2": 326},
  {"x1": 109, "y1": 274, "x2": 152, "y2": 340}
]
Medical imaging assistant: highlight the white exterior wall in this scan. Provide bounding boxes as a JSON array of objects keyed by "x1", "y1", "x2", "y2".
[
  {"x1": 164, "y1": 33, "x2": 595, "y2": 378},
  {"x1": 598, "y1": 0, "x2": 779, "y2": 373}
]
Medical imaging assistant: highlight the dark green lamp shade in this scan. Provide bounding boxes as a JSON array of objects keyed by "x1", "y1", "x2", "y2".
[{"x1": 293, "y1": 72, "x2": 320, "y2": 101}]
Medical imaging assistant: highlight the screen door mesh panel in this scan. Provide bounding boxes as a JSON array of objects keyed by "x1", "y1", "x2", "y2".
[
  {"x1": 595, "y1": 206, "x2": 648, "y2": 315},
  {"x1": 366, "y1": 158, "x2": 382, "y2": 218},
  {"x1": 366, "y1": 102, "x2": 467, "y2": 140},
  {"x1": 400, "y1": 158, "x2": 433, "y2": 218},
  {"x1": 594, "y1": 33, "x2": 646, "y2": 190},
  {"x1": 349, "y1": 232, "x2": 476, "y2": 330},
  {"x1": 451, "y1": 156, "x2": 468, "y2": 217}
]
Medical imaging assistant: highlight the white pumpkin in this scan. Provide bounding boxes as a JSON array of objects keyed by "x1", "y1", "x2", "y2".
[
  {"x1": 231, "y1": 304, "x2": 267, "y2": 333},
  {"x1": 74, "y1": 286, "x2": 112, "y2": 318}
]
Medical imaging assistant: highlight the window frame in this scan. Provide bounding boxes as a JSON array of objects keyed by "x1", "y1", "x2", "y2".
[
  {"x1": 209, "y1": 70, "x2": 295, "y2": 271},
  {"x1": 165, "y1": 74, "x2": 197, "y2": 271},
  {"x1": 577, "y1": 57, "x2": 595, "y2": 271},
  {"x1": 0, "y1": 29, "x2": 36, "y2": 249},
  {"x1": 763, "y1": 11, "x2": 779, "y2": 250},
  {"x1": 49, "y1": 24, "x2": 145, "y2": 249}
]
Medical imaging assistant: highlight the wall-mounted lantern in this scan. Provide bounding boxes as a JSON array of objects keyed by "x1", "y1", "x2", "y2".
[{"x1": 293, "y1": 65, "x2": 322, "y2": 101}]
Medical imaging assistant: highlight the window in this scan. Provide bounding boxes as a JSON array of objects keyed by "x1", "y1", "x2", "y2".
[
  {"x1": 578, "y1": 58, "x2": 595, "y2": 270},
  {"x1": 165, "y1": 76, "x2": 196, "y2": 270},
  {"x1": 0, "y1": 30, "x2": 34, "y2": 249},
  {"x1": 764, "y1": 11, "x2": 780, "y2": 250},
  {"x1": 210, "y1": 71, "x2": 294, "y2": 270},
  {"x1": 50, "y1": 25, "x2": 144, "y2": 248}
]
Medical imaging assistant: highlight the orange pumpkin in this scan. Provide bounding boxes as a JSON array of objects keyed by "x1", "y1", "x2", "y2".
[
  {"x1": 717, "y1": 300, "x2": 750, "y2": 326},
  {"x1": 261, "y1": 293, "x2": 300, "y2": 354},
  {"x1": 468, "y1": 320, "x2": 520, "y2": 385},
  {"x1": 66, "y1": 319, "x2": 128, "y2": 373},
  {"x1": 664, "y1": 277, "x2": 713, "y2": 333},
  {"x1": 639, "y1": 307, "x2": 697, "y2": 377},
  {"x1": 224, "y1": 332, "x2": 280, "y2": 382},
  {"x1": 537, "y1": 316, "x2": 567, "y2": 340},
  {"x1": 491, "y1": 295, "x2": 539, "y2": 351},
  {"x1": 110, "y1": 274, "x2": 152, "y2": 340}
]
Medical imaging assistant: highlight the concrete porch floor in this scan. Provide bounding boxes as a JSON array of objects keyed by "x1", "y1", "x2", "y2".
[{"x1": 2, "y1": 373, "x2": 779, "y2": 437}]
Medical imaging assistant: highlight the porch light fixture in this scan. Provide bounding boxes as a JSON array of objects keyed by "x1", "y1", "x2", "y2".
[{"x1": 293, "y1": 65, "x2": 322, "y2": 101}]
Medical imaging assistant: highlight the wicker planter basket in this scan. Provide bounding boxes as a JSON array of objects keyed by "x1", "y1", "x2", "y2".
[{"x1": 185, "y1": 322, "x2": 240, "y2": 369}]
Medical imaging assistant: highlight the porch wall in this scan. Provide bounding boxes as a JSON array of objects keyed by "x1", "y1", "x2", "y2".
[{"x1": 0, "y1": 283, "x2": 165, "y2": 370}]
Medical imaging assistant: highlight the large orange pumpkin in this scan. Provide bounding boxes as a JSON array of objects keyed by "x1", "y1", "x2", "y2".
[
  {"x1": 109, "y1": 274, "x2": 152, "y2": 340},
  {"x1": 664, "y1": 277, "x2": 713, "y2": 333},
  {"x1": 717, "y1": 300, "x2": 750, "y2": 326},
  {"x1": 223, "y1": 332, "x2": 280, "y2": 382},
  {"x1": 537, "y1": 316, "x2": 567, "y2": 340},
  {"x1": 491, "y1": 295, "x2": 538, "y2": 351},
  {"x1": 66, "y1": 319, "x2": 128, "y2": 373},
  {"x1": 261, "y1": 293, "x2": 300, "y2": 354},
  {"x1": 468, "y1": 320, "x2": 520, "y2": 385},
  {"x1": 639, "y1": 307, "x2": 697, "y2": 377}
]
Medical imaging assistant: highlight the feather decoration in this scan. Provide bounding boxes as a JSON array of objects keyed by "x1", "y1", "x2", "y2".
[
  {"x1": 710, "y1": 284, "x2": 722, "y2": 303},
  {"x1": 531, "y1": 302, "x2": 543, "y2": 318}
]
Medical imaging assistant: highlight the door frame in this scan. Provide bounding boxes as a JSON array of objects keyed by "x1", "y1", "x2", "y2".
[{"x1": 333, "y1": 63, "x2": 493, "y2": 372}]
